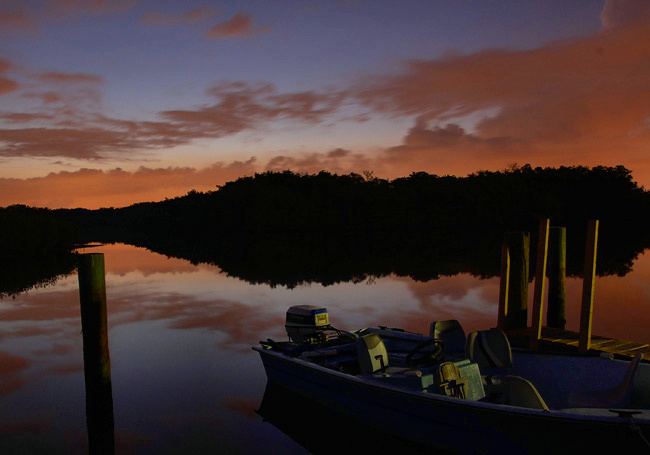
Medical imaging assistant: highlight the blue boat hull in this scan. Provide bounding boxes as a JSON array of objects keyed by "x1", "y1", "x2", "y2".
[{"x1": 254, "y1": 347, "x2": 650, "y2": 454}]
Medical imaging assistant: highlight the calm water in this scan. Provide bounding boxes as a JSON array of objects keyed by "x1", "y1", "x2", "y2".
[{"x1": 1, "y1": 243, "x2": 649, "y2": 453}]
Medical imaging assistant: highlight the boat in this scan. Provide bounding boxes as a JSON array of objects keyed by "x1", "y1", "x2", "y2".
[{"x1": 253, "y1": 305, "x2": 650, "y2": 454}]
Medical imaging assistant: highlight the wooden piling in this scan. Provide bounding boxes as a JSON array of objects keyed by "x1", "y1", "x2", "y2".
[
  {"x1": 502, "y1": 232, "x2": 529, "y2": 330},
  {"x1": 497, "y1": 244, "x2": 510, "y2": 330},
  {"x1": 546, "y1": 227, "x2": 567, "y2": 329},
  {"x1": 530, "y1": 219, "x2": 550, "y2": 350},
  {"x1": 579, "y1": 220, "x2": 599, "y2": 353},
  {"x1": 78, "y1": 253, "x2": 115, "y2": 455}
]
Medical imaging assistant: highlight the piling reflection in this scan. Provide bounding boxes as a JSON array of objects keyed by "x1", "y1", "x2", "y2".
[
  {"x1": 78, "y1": 253, "x2": 115, "y2": 455},
  {"x1": 257, "y1": 382, "x2": 440, "y2": 454}
]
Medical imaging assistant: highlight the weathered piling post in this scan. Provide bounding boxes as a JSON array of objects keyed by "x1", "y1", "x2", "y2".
[
  {"x1": 501, "y1": 232, "x2": 530, "y2": 330},
  {"x1": 496, "y1": 244, "x2": 510, "y2": 330},
  {"x1": 579, "y1": 220, "x2": 599, "y2": 353},
  {"x1": 546, "y1": 227, "x2": 567, "y2": 329},
  {"x1": 78, "y1": 253, "x2": 115, "y2": 455},
  {"x1": 530, "y1": 219, "x2": 550, "y2": 350}
]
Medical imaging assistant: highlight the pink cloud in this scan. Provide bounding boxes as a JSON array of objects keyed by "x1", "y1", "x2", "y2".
[
  {"x1": 36, "y1": 71, "x2": 103, "y2": 84},
  {"x1": 353, "y1": 17, "x2": 650, "y2": 182},
  {"x1": 21, "y1": 91, "x2": 63, "y2": 104},
  {"x1": 0, "y1": 160, "x2": 259, "y2": 208},
  {"x1": 0, "y1": 77, "x2": 18, "y2": 95},
  {"x1": 1, "y1": 71, "x2": 347, "y2": 162},
  {"x1": 203, "y1": 13, "x2": 271, "y2": 39},
  {"x1": 0, "y1": 59, "x2": 18, "y2": 95},
  {"x1": 140, "y1": 6, "x2": 219, "y2": 26},
  {"x1": 0, "y1": 10, "x2": 34, "y2": 28},
  {"x1": 601, "y1": 0, "x2": 650, "y2": 28},
  {"x1": 49, "y1": 0, "x2": 138, "y2": 14}
]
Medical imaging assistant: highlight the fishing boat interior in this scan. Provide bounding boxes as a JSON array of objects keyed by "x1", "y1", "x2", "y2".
[{"x1": 259, "y1": 305, "x2": 650, "y2": 414}]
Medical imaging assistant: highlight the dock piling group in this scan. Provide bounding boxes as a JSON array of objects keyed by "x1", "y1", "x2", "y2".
[{"x1": 497, "y1": 219, "x2": 599, "y2": 353}]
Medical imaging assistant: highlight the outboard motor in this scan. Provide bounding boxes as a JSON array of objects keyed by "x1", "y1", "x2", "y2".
[{"x1": 285, "y1": 305, "x2": 330, "y2": 344}]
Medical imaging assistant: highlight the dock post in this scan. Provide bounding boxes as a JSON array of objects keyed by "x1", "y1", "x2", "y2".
[
  {"x1": 546, "y1": 227, "x2": 567, "y2": 329},
  {"x1": 78, "y1": 253, "x2": 115, "y2": 455},
  {"x1": 502, "y1": 232, "x2": 530, "y2": 330},
  {"x1": 497, "y1": 243, "x2": 510, "y2": 330},
  {"x1": 530, "y1": 219, "x2": 550, "y2": 350},
  {"x1": 579, "y1": 220, "x2": 599, "y2": 353}
]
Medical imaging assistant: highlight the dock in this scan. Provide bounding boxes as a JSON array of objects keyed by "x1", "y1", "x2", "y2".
[
  {"x1": 505, "y1": 327, "x2": 650, "y2": 361},
  {"x1": 497, "y1": 220, "x2": 649, "y2": 362}
]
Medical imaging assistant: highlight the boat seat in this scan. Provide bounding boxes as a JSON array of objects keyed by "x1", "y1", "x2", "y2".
[
  {"x1": 356, "y1": 333, "x2": 389, "y2": 374},
  {"x1": 430, "y1": 320, "x2": 466, "y2": 359},
  {"x1": 567, "y1": 353, "x2": 642, "y2": 409},
  {"x1": 500, "y1": 376, "x2": 549, "y2": 411},
  {"x1": 466, "y1": 328, "x2": 513, "y2": 371}
]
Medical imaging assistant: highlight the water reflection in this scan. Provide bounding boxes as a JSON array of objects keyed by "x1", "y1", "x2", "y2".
[
  {"x1": 0, "y1": 251, "x2": 77, "y2": 299},
  {"x1": 257, "y1": 382, "x2": 437, "y2": 454},
  {"x1": 0, "y1": 243, "x2": 648, "y2": 453}
]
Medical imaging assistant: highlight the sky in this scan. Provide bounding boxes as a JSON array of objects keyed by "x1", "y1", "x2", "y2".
[{"x1": 1, "y1": 0, "x2": 649, "y2": 209}]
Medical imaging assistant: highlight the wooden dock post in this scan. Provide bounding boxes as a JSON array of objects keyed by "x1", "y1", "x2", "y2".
[
  {"x1": 497, "y1": 244, "x2": 510, "y2": 330},
  {"x1": 547, "y1": 227, "x2": 567, "y2": 329},
  {"x1": 530, "y1": 219, "x2": 550, "y2": 350},
  {"x1": 502, "y1": 232, "x2": 530, "y2": 330},
  {"x1": 579, "y1": 220, "x2": 599, "y2": 353},
  {"x1": 78, "y1": 253, "x2": 115, "y2": 455}
]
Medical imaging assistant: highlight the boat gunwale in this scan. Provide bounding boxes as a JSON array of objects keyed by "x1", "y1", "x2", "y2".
[{"x1": 253, "y1": 345, "x2": 650, "y2": 425}]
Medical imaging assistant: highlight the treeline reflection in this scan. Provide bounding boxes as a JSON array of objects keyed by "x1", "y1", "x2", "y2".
[
  {"x1": 127, "y1": 225, "x2": 642, "y2": 289},
  {"x1": 0, "y1": 252, "x2": 77, "y2": 298}
]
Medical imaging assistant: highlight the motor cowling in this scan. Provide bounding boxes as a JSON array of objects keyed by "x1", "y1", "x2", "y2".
[{"x1": 285, "y1": 305, "x2": 330, "y2": 344}]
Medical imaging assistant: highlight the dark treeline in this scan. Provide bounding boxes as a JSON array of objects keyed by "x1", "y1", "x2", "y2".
[
  {"x1": 57, "y1": 164, "x2": 650, "y2": 287},
  {"x1": 63, "y1": 164, "x2": 648, "y2": 237},
  {"x1": 0, "y1": 205, "x2": 79, "y2": 297},
  {"x1": 2, "y1": 164, "x2": 649, "y2": 291}
]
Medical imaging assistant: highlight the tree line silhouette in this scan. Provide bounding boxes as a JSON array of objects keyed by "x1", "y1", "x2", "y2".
[
  {"x1": 0, "y1": 205, "x2": 79, "y2": 297},
  {"x1": 1, "y1": 164, "x2": 649, "y2": 292}
]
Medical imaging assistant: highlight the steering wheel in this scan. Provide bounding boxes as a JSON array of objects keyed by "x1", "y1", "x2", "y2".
[{"x1": 405, "y1": 338, "x2": 444, "y2": 368}]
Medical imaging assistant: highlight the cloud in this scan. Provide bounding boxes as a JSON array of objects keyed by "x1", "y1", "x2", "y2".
[
  {"x1": 0, "y1": 126, "x2": 179, "y2": 159},
  {"x1": 21, "y1": 91, "x2": 63, "y2": 104},
  {"x1": 0, "y1": 77, "x2": 18, "y2": 95},
  {"x1": 1, "y1": 70, "x2": 346, "y2": 161},
  {"x1": 265, "y1": 149, "x2": 372, "y2": 175},
  {"x1": 0, "y1": 160, "x2": 259, "y2": 208},
  {"x1": 160, "y1": 81, "x2": 346, "y2": 138},
  {"x1": 203, "y1": 13, "x2": 272, "y2": 39},
  {"x1": 140, "y1": 6, "x2": 219, "y2": 26},
  {"x1": 47, "y1": 0, "x2": 138, "y2": 15},
  {"x1": 354, "y1": 17, "x2": 650, "y2": 180},
  {"x1": 35, "y1": 71, "x2": 103, "y2": 84},
  {"x1": 601, "y1": 0, "x2": 650, "y2": 28},
  {"x1": 0, "y1": 59, "x2": 18, "y2": 95},
  {"x1": 0, "y1": 10, "x2": 35, "y2": 28}
]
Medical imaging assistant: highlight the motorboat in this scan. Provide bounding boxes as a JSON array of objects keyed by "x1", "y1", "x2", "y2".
[{"x1": 253, "y1": 305, "x2": 650, "y2": 454}]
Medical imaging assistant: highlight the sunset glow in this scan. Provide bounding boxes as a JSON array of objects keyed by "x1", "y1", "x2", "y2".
[{"x1": 1, "y1": 0, "x2": 649, "y2": 208}]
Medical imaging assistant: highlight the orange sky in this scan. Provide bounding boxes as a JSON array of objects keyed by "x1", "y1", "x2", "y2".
[{"x1": 1, "y1": 0, "x2": 649, "y2": 208}]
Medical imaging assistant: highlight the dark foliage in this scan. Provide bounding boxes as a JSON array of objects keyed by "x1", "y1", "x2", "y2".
[
  {"x1": 2, "y1": 165, "x2": 649, "y2": 290},
  {"x1": 0, "y1": 205, "x2": 80, "y2": 298},
  {"x1": 54, "y1": 164, "x2": 650, "y2": 287},
  {"x1": 0, "y1": 205, "x2": 80, "y2": 253}
]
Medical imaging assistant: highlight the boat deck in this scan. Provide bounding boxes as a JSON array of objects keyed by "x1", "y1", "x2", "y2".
[{"x1": 505, "y1": 327, "x2": 650, "y2": 361}]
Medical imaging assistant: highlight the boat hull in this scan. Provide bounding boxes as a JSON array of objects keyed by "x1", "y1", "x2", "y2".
[{"x1": 254, "y1": 347, "x2": 650, "y2": 454}]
